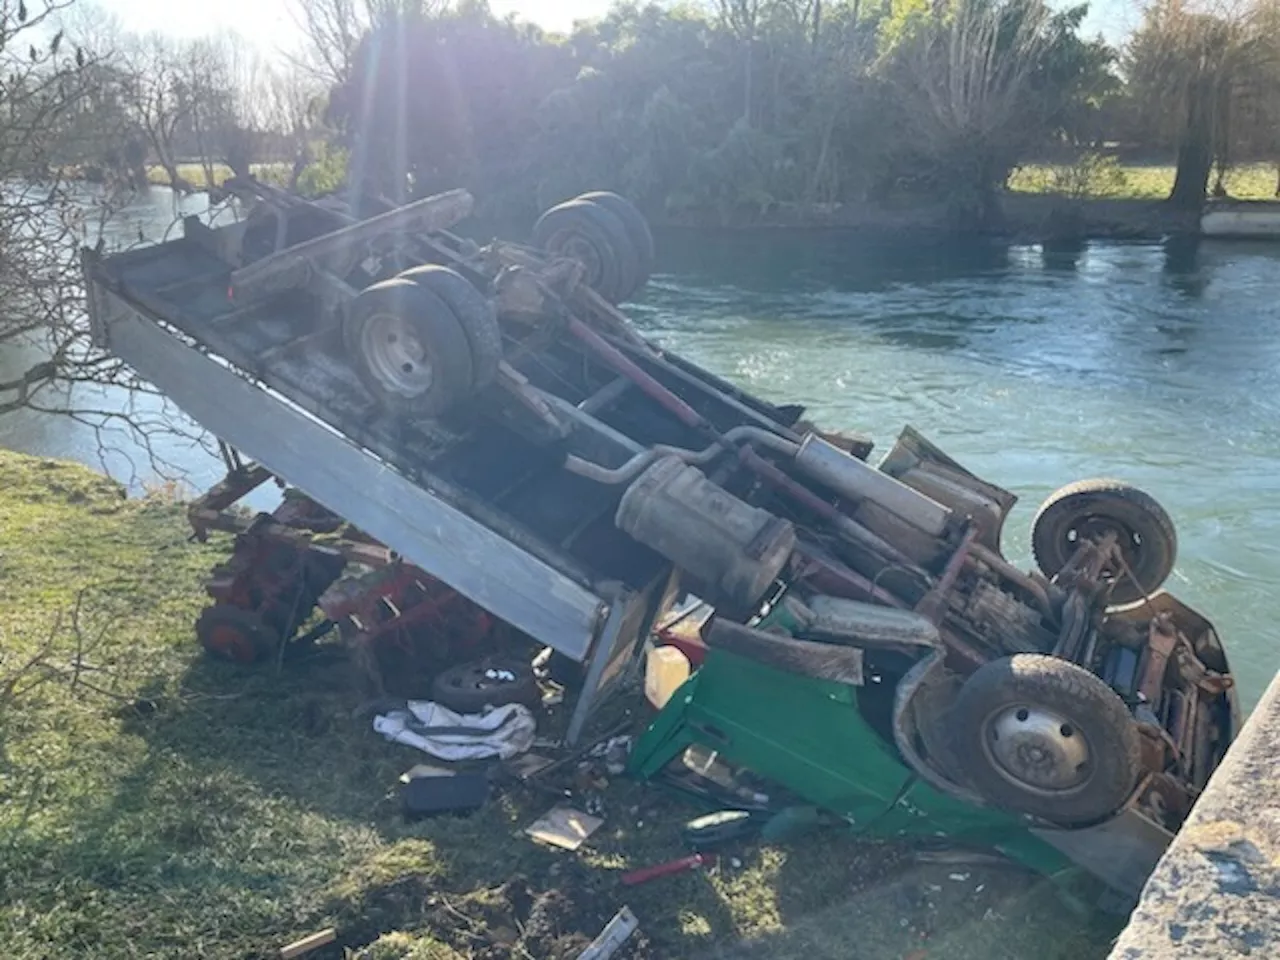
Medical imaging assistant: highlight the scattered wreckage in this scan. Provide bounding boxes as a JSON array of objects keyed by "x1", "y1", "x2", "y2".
[{"x1": 82, "y1": 178, "x2": 1240, "y2": 901}]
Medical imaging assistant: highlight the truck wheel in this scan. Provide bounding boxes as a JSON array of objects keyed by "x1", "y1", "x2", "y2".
[
  {"x1": 196, "y1": 605, "x2": 281, "y2": 665},
  {"x1": 533, "y1": 198, "x2": 642, "y2": 304},
  {"x1": 949, "y1": 654, "x2": 1140, "y2": 827},
  {"x1": 399, "y1": 264, "x2": 502, "y2": 390},
  {"x1": 1032, "y1": 479, "x2": 1177, "y2": 605},
  {"x1": 576, "y1": 191, "x2": 654, "y2": 287},
  {"x1": 343, "y1": 278, "x2": 474, "y2": 418}
]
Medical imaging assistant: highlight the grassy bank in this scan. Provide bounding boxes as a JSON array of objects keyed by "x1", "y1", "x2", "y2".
[
  {"x1": 145, "y1": 162, "x2": 293, "y2": 190},
  {"x1": 1010, "y1": 161, "x2": 1277, "y2": 200},
  {"x1": 0, "y1": 450, "x2": 1123, "y2": 959}
]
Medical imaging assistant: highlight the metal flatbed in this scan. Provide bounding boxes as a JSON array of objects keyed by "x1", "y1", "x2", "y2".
[{"x1": 79, "y1": 189, "x2": 800, "y2": 739}]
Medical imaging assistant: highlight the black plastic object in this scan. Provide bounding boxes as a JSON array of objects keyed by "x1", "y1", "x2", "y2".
[
  {"x1": 682, "y1": 809, "x2": 762, "y2": 851},
  {"x1": 1102, "y1": 644, "x2": 1140, "y2": 700},
  {"x1": 401, "y1": 772, "x2": 490, "y2": 819}
]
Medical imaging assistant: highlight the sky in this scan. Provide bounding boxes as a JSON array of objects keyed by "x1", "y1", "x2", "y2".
[{"x1": 96, "y1": 0, "x2": 1138, "y2": 59}]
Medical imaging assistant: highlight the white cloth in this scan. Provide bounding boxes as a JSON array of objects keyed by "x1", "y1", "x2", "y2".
[{"x1": 373, "y1": 699, "x2": 536, "y2": 761}]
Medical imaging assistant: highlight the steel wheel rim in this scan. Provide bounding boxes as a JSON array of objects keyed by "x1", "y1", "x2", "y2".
[
  {"x1": 447, "y1": 663, "x2": 519, "y2": 693},
  {"x1": 548, "y1": 227, "x2": 604, "y2": 286},
  {"x1": 981, "y1": 703, "x2": 1093, "y2": 796},
  {"x1": 360, "y1": 311, "x2": 433, "y2": 397}
]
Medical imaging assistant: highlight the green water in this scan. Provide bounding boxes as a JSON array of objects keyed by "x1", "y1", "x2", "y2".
[{"x1": 2, "y1": 188, "x2": 1277, "y2": 707}]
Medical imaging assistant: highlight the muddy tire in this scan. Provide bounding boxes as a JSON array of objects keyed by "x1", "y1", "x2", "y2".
[
  {"x1": 343, "y1": 278, "x2": 474, "y2": 418},
  {"x1": 430, "y1": 657, "x2": 542, "y2": 713},
  {"x1": 399, "y1": 264, "x2": 502, "y2": 391},
  {"x1": 949, "y1": 654, "x2": 1140, "y2": 827},
  {"x1": 532, "y1": 198, "x2": 642, "y2": 304},
  {"x1": 196, "y1": 604, "x2": 281, "y2": 666},
  {"x1": 1032, "y1": 479, "x2": 1177, "y2": 605},
  {"x1": 576, "y1": 191, "x2": 654, "y2": 287}
]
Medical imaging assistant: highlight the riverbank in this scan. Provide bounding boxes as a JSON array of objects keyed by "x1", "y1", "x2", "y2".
[
  {"x1": 139, "y1": 159, "x2": 1261, "y2": 243},
  {"x1": 655, "y1": 193, "x2": 1204, "y2": 242},
  {"x1": 0, "y1": 449, "x2": 1120, "y2": 959}
]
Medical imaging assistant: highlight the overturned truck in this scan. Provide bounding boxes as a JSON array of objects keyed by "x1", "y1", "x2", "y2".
[{"x1": 82, "y1": 180, "x2": 1240, "y2": 901}]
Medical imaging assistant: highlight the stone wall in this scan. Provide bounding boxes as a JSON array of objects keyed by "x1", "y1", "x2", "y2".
[{"x1": 1109, "y1": 673, "x2": 1280, "y2": 958}]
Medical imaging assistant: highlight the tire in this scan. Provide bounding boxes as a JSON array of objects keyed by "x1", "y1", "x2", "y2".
[
  {"x1": 430, "y1": 657, "x2": 542, "y2": 714},
  {"x1": 576, "y1": 191, "x2": 654, "y2": 288},
  {"x1": 196, "y1": 605, "x2": 281, "y2": 665},
  {"x1": 1032, "y1": 479, "x2": 1177, "y2": 605},
  {"x1": 342, "y1": 278, "x2": 474, "y2": 418},
  {"x1": 949, "y1": 654, "x2": 1141, "y2": 827},
  {"x1": 532, "y1": 198, "x2": 642, "y2": 304},
  {"x1": 399, "y1": 264, "x2": 502, "y2": 390}
]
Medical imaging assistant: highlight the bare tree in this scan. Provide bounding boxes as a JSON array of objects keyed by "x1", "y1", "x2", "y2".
[
  {"x1": 288, "y1": 0, "x2": 371, "y2": 86},
  {"x1": 117, "y1": 32, "x2": 196, "y2": 192},
  {"x1": 0, "y1": 1, "x2": 214, "y2": 479},
  {"x1": 1126, "y1": 0, "x2": 1280, "y2": 207},
  {"x1": 262, "y1": 62, "x2": 326, "y2": 188}
]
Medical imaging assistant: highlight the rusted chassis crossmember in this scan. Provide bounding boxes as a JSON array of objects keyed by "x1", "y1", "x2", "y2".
[{"x1": 83, "y1": 180, "x2": 1240, "y2": 890}]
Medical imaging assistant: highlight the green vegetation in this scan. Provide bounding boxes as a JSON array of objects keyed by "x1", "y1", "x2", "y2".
[
  {"x1": 1010, "y1": 161, "x2": 1278, "y2": 199},
  {"x1": 0, "y1": 450, "x2": 1122, "y2": 959},
  {"x1": 143, "y1": 162, "x2": 293, "y2": 190}
]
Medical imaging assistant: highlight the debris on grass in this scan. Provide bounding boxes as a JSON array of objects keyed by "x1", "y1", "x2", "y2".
[
  {"x1": 526, "y1": 805, "x2": 605, "y2": 851},
  {"x1": 577, "y1": 905, "x2": 640, "y2": 960},
  {"x1": 279, "y1": 926, "x2": 336, "y2": 959}
]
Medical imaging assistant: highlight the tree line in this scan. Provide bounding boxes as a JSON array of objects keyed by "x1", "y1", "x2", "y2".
[
  {"x1": 3, "y1": 0, "x2": 1280, "y2": 458},
  {"x1": 19, "y1": 0, "x2": 1280, "y2": 222}
]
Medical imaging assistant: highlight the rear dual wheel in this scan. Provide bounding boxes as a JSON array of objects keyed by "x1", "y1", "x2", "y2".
[
  {"x1": 533, "y1": 191, "x2": 654, "y2": 305},
  {"x1": 344, "y1": 266, "x2": 500, "y2": 419}
]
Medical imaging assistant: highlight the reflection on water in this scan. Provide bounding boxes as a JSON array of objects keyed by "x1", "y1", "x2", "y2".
[
  {"x1": 2, "y1": 199, "x2": 1278, "y2": 707},
  {"x1": 0, "y1": 187, "x2": 259, "y2": 500}
]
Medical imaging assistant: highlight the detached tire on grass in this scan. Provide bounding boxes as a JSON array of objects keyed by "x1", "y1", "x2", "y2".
[
  {"x1": 949, "y1": 654, "x2": 1140, "y2": 827},
  {"x1": 343, "y1": 277, "x2": 474, "y2": 419},
  {"x1": 533, "y1": 197, "x2": 643, "y2": 305}
]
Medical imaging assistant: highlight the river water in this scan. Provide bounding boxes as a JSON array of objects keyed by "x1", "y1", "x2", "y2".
[{"x1": 3, "y1": 188, "x2": 1278, "y2": 708}]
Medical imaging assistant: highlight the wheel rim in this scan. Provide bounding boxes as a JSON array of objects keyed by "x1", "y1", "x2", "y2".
[
  {"x1": 1057, "y1": 513, "x2": 1141, "y2": 581},
  {"x1": 445, "y1": 663, "x2": 521, "y2": 694},
  {"x1": 981, "y1": 703, "x2": 1093, "y2": 796},
  {"x1": 207, "y1": 624, "x2": 256, "y2": 664},
  {"x1": 359, "y1": 311, "x2": 433, "y2": 397},
  {"x1": 546, "y1": 227, "x2": 604, "y2": 287}
]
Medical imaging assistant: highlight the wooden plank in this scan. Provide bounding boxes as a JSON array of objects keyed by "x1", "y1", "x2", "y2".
[
  {"x1": 279, "y1": 928, "x2": 336, "y2": 959},
  {"x1": 100, "y1": 290, "x2": 607, "y2": 662}
]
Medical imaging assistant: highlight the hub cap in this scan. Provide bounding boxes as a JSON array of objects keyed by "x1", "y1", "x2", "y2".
[
  {"x1": 982, "y1": 704, "x2": 1092, "y2": 795},
  {"x1": 360, "y1": 311, "x2": 433, "y2": 397}
]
